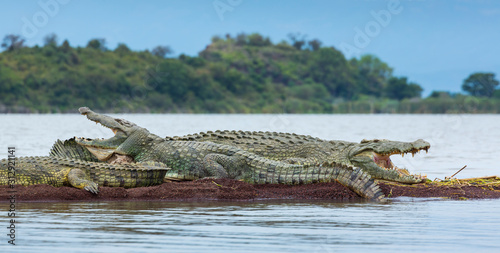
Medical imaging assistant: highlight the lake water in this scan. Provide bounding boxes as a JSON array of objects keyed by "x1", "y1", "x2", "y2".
[{"x1": 1, "y1": 114, "x2": 499, "y2": 252}]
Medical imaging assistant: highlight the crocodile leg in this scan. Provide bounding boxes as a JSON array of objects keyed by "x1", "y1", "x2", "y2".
[
  {"x1": 67, "y1": 168, "x2": 99, "y2": 194},
  {"x1": 203, "y1": 154, "x2": 248, "y2": 178},
  {"x1": 333, "y1": 167, "x2": 385, "y2": 202},
  {"x1": 203, "y1": 154, "x2": 230, "y2": 178}
]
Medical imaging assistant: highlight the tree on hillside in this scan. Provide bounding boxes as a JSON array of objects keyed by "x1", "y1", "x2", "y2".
[
  {"x1": 356, "y1": 55, "x2": 393, "y2": 80},
  {"x1": 86, "y1": 38, "x2": 107, "y2": 51},
  {"x1": 152, "y1": 45, "x2": 173, "y2": 58},
  {"x1": 462, "y1": 72, "x2": 499, "y2": 97},
  {"x1": 247, "y1": 33, "x2": 271, "y2": 47},
  {"x1": 232, "y1": 33, "x2": 271, "y2": 47},
  {"x1": 211, "y1": 35, "x2": 223, "y2": 43},
  {"x1": 384, "y1": 77, "x2": 422, "y2": 100},
  {"x1": 43, "y1": 33, "x2": 58, "y2": 46},
  {"x1": 307, "y1": 47, "x2": 356, "y2": 98},
  {"x1": 60, "y1": 40, "x2": 71, "y2": 52},
  {"x1": 308, "y1": 39, "x2": 322, "y2": 51},
  {"x1": 352, "y1": 55, "x2": 393, "y2": 97},
  {"x1": 287, "y1": 33, "x2": 307, "y2": 50},
  {"x1": 235, "y1": 33, "x2": 247, "y2": 46},
  {"x1": 114, "y1": 43, "x2": 132, "y2": 55},
  {"x1": 1, "y1": 34, "x2": 25, "y2": 51}
]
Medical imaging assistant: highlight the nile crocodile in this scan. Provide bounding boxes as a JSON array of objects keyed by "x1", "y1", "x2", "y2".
[
  {"x1": 74, "y1": 107, "x2": 386, "y2": 201},
  {"x1": 169, "y1": 130, "x2": 430, "y2": 184},
  {"x1": 0, "y1": 140, "x2": 168, "y2": 193}
]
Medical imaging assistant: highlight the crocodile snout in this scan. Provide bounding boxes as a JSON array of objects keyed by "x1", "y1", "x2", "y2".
[{"x1": 78, "y1": 107, "x2": 92, "y2": 115}]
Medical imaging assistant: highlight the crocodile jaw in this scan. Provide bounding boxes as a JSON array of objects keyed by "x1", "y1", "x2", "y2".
[
  {"x1": 351, "y1": 149, "x2": 428, "y2": 183},
  {"x1": 75, "y1": 107, "x2": 134, "y2": 161},
  {"x1": 372, "y1": 152, "x2": 415, "y2": 177},
  {"x1": 81, "y1": 145, "x2": 116, "y2": 161},
  {"x1": 76, "y1": 106, "x2": 137, "y2": 147},
  {"x1": 349, "y1": 139, "x2": 430, "y2": 183}
]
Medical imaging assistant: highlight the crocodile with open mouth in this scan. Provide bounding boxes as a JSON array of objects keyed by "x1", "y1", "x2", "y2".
[
  {"x1": 169, "y1": 130, "x2": 430, "y2": 184},
  {"x1": 74, "y1": 107, "x2": 386, "y2": 201}
]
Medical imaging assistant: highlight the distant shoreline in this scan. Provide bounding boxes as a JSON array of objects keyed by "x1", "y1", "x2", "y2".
[{"x1": 1, "y1": 97, "x2": 500, "y2": 114}]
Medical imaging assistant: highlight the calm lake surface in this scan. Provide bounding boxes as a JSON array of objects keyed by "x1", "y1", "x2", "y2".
[{"x1": 1, "y1": 114, "x2": 499, "y2": 252}]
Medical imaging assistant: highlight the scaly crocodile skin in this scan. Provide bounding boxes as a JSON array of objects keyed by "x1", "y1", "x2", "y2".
[
  {"x1": 1, "y1": 140, "x2": 169, "y2": 194},
  {"x1": 75, "y1": 107, "x2": 386, "y2": 201},
  {"x1": 169, "y1": 130, "x2": 429, "y2": 184}
]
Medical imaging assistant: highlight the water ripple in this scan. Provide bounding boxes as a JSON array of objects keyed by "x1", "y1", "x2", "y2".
[{"x1": 5, "y1": 200, "x2": 500, "y2": 252}]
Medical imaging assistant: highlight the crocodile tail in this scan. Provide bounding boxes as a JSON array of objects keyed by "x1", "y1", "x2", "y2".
[
  {"x1": 332, "y1": 165, "x2": 386, "y2": 202},
  {"x1": 49, "y1": 138, "x2": 100, "y2": 162},
  {"x1": 247, "y1": 162, "x2": 386, "y2": 202}
]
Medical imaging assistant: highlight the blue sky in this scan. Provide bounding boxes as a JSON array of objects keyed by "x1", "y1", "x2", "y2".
[{"x1": 1, "y1": 0, "x2": 499, "y2": 96}]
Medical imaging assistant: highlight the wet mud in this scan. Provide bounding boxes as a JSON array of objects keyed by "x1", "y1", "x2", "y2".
[{"x1": 2, "y1": 177, "x2": 499, "y2": 202}]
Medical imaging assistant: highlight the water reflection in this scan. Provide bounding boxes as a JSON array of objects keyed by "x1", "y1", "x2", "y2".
[{"x1": 10, "y1": 199, "x2": 500, "y2": 252}]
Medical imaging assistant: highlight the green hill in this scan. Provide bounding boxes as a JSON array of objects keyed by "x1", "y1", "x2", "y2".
[{"x1": 0, "y1": 33, "x2": 498, "y2": 113}]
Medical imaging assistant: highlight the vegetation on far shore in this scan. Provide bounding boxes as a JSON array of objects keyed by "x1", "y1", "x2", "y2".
[{"x1": 0, "y1": 33, "x2": 499, "y2": 113}]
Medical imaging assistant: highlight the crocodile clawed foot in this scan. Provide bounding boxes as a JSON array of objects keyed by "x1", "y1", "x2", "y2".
[{"x1": 84, "y1": 182, "x2": 99, "y2": 194}]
